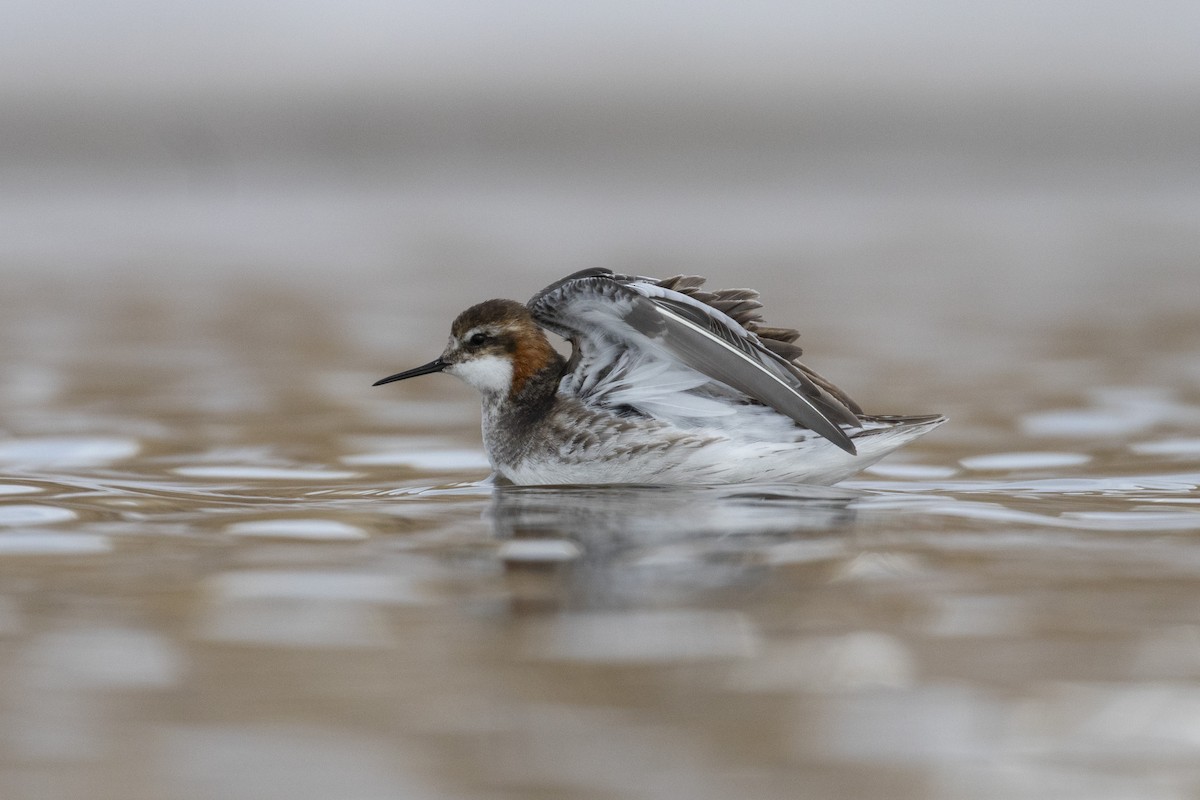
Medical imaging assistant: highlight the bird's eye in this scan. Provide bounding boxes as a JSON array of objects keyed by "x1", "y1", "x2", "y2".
[{"x1": 468, "y1": 332, "x2": 489, "y2": 347}]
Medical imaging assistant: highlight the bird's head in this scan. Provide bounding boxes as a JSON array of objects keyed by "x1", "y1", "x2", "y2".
[{"x1": 373, "y1": 299, "x2": 560, "y2": 399}]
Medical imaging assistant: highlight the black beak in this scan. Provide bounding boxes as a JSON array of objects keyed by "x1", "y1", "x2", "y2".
[{"x1": 372, "y1": 357, "x2": 448, "y2": 386}]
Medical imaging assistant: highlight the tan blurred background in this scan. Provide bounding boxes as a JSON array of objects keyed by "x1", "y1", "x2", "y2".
[{"x1": 4, "y1": 1, "x2": 1198, "y2": 335}]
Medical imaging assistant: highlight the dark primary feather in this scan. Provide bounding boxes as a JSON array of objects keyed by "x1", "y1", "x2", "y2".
[
  {"x1": 527, "y1": 268, "x2": 863, "y2": 454},
  {"x1": 657, "y1": 274, "x2": 863, "y2": 416}
]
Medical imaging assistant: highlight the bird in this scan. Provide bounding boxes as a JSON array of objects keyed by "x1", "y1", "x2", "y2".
[{"x1": 373, "y1": 268, "x2": 944, "y2": 485}]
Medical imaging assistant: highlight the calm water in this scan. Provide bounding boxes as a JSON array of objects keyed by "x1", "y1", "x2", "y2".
[
  {"x1": 1, "y1": 250, "x2": 1199, "y2": 800},
  {"x1": 2, "y1": 54, "x2": 1200, "y2": 794}
]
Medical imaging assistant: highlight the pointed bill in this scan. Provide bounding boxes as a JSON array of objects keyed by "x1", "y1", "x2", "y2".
[{"x1": 372, "y1": 358, "x2": 448, "y2": 386}]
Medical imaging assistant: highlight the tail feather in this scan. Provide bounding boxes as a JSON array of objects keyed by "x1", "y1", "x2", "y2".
[{"x1": 850, "y1": 414, "x2": 947, "y2": 452}]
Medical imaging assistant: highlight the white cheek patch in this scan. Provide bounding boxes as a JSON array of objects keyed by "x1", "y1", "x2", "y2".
[{"x1": 449, "y1": 354, "x2": 514, "y2": 395}]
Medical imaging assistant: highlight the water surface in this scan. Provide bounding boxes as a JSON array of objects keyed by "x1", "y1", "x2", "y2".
[{"x1": 1, "y1": 262, "x2": 1199, "y2": 799}]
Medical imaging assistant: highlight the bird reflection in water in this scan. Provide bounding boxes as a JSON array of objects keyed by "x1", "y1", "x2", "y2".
[{"x1": 486, "y1": 483, "x2": 860, "y2": 612}]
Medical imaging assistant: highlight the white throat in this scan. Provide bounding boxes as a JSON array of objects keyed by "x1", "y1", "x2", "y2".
[{"x1": 449, "y1": 354, "x2": 514, "y2": 396}]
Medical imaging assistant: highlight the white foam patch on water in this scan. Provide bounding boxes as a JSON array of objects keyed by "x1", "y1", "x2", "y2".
[
  {"x1": 225, "y1": 519, "x2": 368, "y2": 541},
  {"x1": 204, "y1": 571, "x2": 430, "y2": 604},
  {"x1": 341, "y1": 448, "x2": 490, "y2": 471},
  {"x1": 497, "y1": 538, "x2": 583, "y2": 562},
  {"x1": 922, "y1": 595, "x2": 1031, "y2": 637},
  {"x1": 26, "y1": 628, "x2": 182, "y2": 689},
  {"x1": 0, "y1": 364, "x2": 65, "y2": 405},
  {"x1": 727, "y1": 632, "x2": 916, "y2": 692},
  {"x1": 863, "y1": 463, "x2": 959, "y2": 479},
  {"x1": 174, "y1": 466, "x2": 358, "y2": 480},
  {"x1": 1130, "y1": 438, "x2": 1200, "y2": 457},
  {"x1": 960, "y1": 452, "x2": 1092, "y2": 471},
  {"x1": 1021, "y1": 388, "x2": 1200, "y2": 440},
  {"x1": 198, "y1": 602, "x2": 393, "y2": 649},
  {"x1": 813, "y1": 683, "x2": 1000, "y2": 762},
  {"x1": 0, "y1": 436, "x2": 139, "y2": 468},
  {"x1": 0, "y1": 504, "x2": 77, "y2": 525},
  {"x1": 0, "y1": 532, "x2": 112, "y2": 555},
  {"x1": 0, "y1": 485, "x2": 41, "y2": 495},
  {"x1": 1060, "y1": 511, "x2": 1200, "y2": 531},
  {"x1": 198, "y1": 571, "x2": 430, "y2": 649},
  {"x1": 876, "y1": 497, "x2": 1200, "y2": 533},
  {"x1": 524, "y1": 611, "x2": 759, "y2": 663},
  {"x1": 1020, "y1": 683, "x2": 1200, "y2": 757},
  {"x1": 1020, "y1": 409, "x2": 1156, "y2": 438},
  {"x1": 856, "y1": 472, "x2": 1200, "y2": 497}
]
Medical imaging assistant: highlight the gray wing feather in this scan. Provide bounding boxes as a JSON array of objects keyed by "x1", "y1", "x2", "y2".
[
  {"x1": 528, "y1": 269, "x2": 861, "y2": 454},
  {"x1": 623, "y1": 295, "x2": 860, "y2": 454}
]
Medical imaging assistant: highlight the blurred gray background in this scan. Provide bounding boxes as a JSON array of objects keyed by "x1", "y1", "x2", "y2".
[{"x1": 2, "y1": 1, "x2": 1198, "y2": 355}]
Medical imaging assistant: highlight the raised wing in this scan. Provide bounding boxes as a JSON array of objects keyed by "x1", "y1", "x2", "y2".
[{"x1": 527, "y1": 268, "x2": 863, "y2": 454}]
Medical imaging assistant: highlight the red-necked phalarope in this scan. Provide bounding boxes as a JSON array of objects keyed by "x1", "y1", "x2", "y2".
[{"x1": 374, "y1": 269, "x2": 945, "y2": 485}]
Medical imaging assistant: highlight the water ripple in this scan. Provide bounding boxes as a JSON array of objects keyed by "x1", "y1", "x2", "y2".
[
  {"x1": 174, "y1": 466, "x2": 359, "y2": 480},
  {"x1": 0, "y1": 531, "x2": 112, "y2": 555},
  {"x1": 0, "y1": 504, "x2": 77, "y2": 525},
  {"x1": 0, "y1": 436, "x2": 139, "y2": 469},
  {"x1": 224, "y1": 519, "x2": 369, "y2": 541}
]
